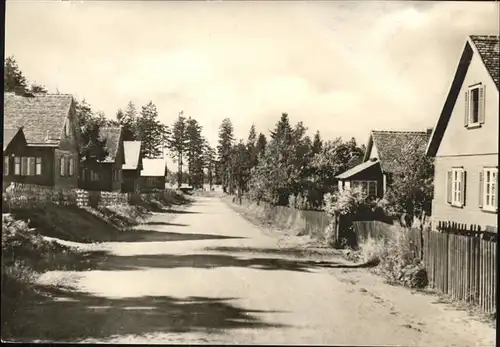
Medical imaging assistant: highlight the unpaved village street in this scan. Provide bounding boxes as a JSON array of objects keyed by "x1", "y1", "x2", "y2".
[{"x1": 31, "y1": 197, "x2": 495, "y2": 345}]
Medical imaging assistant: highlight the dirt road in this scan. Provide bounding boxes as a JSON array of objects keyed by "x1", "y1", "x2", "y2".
[{"x1": 29, "y1": 197, "x2": 495, "y2": 345}]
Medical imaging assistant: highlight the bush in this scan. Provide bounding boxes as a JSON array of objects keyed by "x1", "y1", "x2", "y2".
[{"x1": 356, "y1": 230, "x2": 427, "y2": 288}]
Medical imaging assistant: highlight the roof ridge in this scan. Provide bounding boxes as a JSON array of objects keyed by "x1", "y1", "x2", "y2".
[{"x1": 371, "y1": 129, "x2": 427, "y2": 134}]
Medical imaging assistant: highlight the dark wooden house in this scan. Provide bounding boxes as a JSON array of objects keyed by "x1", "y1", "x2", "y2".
[
  {"x1": 121, "y1": 140, "x2": 142, "y2": 192},
  {"x1": 336, "y1": 130, "x2": 431, "y2": 198},
  {"x1": 3, "y1": 91, "x2": 80, "y2": 188},
  {"x1": 140, "y1": 158, "x2": 167, "y2": 191},
  {"x1": 79, "y1": 127, "x2": 124, "y2": 192}
]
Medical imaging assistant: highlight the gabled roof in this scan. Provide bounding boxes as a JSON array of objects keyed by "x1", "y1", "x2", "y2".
[
  {"x1": 141, "y1": 158, "x2": 167, "y2": 177},
  {"x1": 364, "y1": 130, "x2": 430, "y2": 173},
  {"x1": 335, "y1": 158, "x2": 380, "y2": 179},
  {"x1": 426, "y1": 35, "x2": 499, "y2": 157},
  {"x1": 123, "y1": 141, "x2": 142, "y2": 170},
  {"x1": 3, "y1": 127, "x2": 26, "y2": 151},
  {"x1": 98, "y1": 127, "x2": 123, "y2": 163},
  {"x1": 3, "y1": 93, "x2": 74, "y2": 144},
  {"x1": 470, "y1": 35, "x2": 499, "y2": 89}
]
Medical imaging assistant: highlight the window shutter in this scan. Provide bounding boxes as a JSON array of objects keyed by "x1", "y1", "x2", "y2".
[
  {"x1": 461, "y1": 170, "x2": 467, "y2": 206},
  {"x1": 464, "y1": 91, "x2": 469, "y2": 127},
  {"x1": 446, "y1": 170, "x2": 452, "y2": 204},
  {"x1": 478, "y1": 171, "x2": 484, "y2": 208},
  {"x1": 478, "y1": 85, "x2": 485, "y2": 124}
]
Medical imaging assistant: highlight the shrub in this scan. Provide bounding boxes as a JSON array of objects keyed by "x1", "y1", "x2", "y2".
[{"x1": 356, "y1": 230, "x2": 427, "y2": 288}]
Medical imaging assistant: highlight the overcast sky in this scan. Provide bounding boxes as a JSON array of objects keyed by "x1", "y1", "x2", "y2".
[{"x1": 5, "y1": 1, "x2": 499, "y2": 157}]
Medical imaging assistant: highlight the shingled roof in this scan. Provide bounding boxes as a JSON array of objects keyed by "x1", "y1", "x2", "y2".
[
  {"x1": 365, "y1": 130, "x2": 430, "y2": 173},
  {"x1": 3, "y1": 127, "x2": 26, "y2": 151},
  {"x1": 470, "y1": 35, "x2": 499, "y2": 89},
  {"x1": 98, "y1": 127, "x2": 123, "y2": 163},
  {"x1": 3, "y1": 93, "x2": 74, "y2": 144}
]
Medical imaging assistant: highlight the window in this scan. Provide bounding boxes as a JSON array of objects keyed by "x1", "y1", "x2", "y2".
[
  {"x1": 36, "y1": 157, "x2": 42, "y2": 175},
  {"x1": 91, "y1": 170, "x2": 99, "y2": 181},
  {"x1": 14, "y1": 157, "x2": 20, "y2": 175},
  {"x1": 481, "y1": 167, "x2": 497, "y2": 212},
  {"x1": 4, "y1": 156, "x2": 9, "y2": 176},
  {"x1": 60, "y1": 157, "x2": 66, "y2": 176},
  {"x1": 21, "y1": 157, "x2": 28, "y2": 176},
  {"x1": 27, "y1": 157, "x2": 35, "y2": 176},
  {"x1": 68, "y1": 157, "x2": 74, "y2": 176},
  {"x1": 447, "y1": 168, "x2": 466, "y2": 207},
  {"x1": 352, "y1": 180, "x2": 378, "y2": 197},
  {"x1": 465, "y1": 84, "x2": 485, "y2": 127},
  {"x1": 64, "y1": 119, "x2": 70, "y2": 136}
]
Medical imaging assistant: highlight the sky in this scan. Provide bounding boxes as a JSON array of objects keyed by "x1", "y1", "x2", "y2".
[{"x1": 5, "y1": 0, "x2": 499, "y2": 168}]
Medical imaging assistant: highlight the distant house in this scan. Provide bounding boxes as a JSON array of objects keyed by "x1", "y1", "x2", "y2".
[
  {"x1": 426, "y1": 35, "x2": 498, "y2": 230},
  {"x1": 121, "y1": 141, "x2": 143, "y2": 192},
  {"x1": 79, "y1": 127, "x2": 124, "y2": 192},
  {"x1": 3, "y1": 91, "x2": 80, "y2": 188},
  {"x1": 140, "y1": 158, "x2": 167, "y2": 191},
  {"x1": 336, "y1": 130, "x2": 431, "y2": 198}
]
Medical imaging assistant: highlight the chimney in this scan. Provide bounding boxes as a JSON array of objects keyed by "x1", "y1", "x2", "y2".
[{"x1": 426, "y1": 127, "x2": 433, "y2": 136}]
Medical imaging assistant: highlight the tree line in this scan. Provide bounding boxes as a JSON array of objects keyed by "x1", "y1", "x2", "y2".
[{"x1": 215, "y1": 113, "x2": 366, "y2": 210}]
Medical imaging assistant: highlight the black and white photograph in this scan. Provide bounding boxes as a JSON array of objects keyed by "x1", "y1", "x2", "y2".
[{"x1": 2, "y1": 0, "x2": 498, "y2": 344}]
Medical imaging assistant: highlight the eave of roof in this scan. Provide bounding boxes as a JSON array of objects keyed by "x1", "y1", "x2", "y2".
[{"x1": 335, "y1": 159, "x2": 380, "y2": 179}]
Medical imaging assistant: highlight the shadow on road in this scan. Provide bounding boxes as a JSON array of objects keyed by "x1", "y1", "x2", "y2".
[
  {"x1": 3, "y1": 285, "x2": 286, "y2": 343},
  {"x1": 141, "y1": 221, "x2": 190, "y2": 227},
  {"x1": 204, "y1": 246, "x2": 343, "y2": 258},
  {"x1": 89, "y1": 253, "x2": 366, "y2": 272},
  {"x1": 165, "y1": 209, "x2": 201, "y2": 215},
  {"x1": 116, "y1": 230, "x2": 246, "y2": 243}
]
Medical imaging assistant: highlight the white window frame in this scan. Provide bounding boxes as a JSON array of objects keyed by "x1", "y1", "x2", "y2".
[
  {"x1": 451, "y1": 168, "x2": 464, "y2": 207},
  {"x1": 468, "y1": 85, "x2": 481, "y2": 127},
  {"x1": 483, "y1": 167, "x2": 497, "y2": 212},
  {"x1": 60, "y1": 157, "x2": 66, "y2": 176},
  {"x1": 27, "y1": 157, "x2": 35, "y2": 176},
  {"x1": 351, "y1": 180, "x2": 377, "y2": 197},
  {"x1": 4, "y1": 156, "x2": 9, "y2": 176},
  {"x1": 68, "y1": 157, "x2": 74, "y2": 177},
  {"x1": 14, "y1": 157, "x2": 20, "y2": 175},
  {"x1": 36, "y1": 157, "x2": 42, "y2": 176},
  {"x1": 21, "y1": 157, "x2": 28, "y2": 176}
]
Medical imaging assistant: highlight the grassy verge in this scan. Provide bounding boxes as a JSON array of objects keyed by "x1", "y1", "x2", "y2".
[{"x1": 1, "y1": 214, "x2": 98, "y2": 339}]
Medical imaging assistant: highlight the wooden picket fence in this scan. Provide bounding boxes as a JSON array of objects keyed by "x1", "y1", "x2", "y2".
[{"x1": 424, "y1": 222, "x2": 497, "y2": 314}]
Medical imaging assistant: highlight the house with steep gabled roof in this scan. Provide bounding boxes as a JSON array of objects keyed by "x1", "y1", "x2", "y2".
[
  {"x1": 3, "y1": 91, "x2": 80, "y2": 188},
  {"x1": 336, "y1": 129, "x2": 431, "y2": 198},
  {"x1": 140, "y1": 158, "x2": 167, "y2": 191},
  {"x1": 79, "y1": 127, "x2": 125, "y2": 192},
  {"x1": 121, "y1": 141, "x2": 143, "y2": 192},
  {"x1": 426, "y1": 35, "x2": 499, "y2": 231}
]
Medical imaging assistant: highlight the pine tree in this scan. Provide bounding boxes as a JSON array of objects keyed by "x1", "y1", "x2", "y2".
[
  {"x1": 312, "y1": 130, "x2": 323, "y2": 155},
  {"x1": 136, "y1": 101, "x2": 165, "y2": 159},
  {"x1": 4, "y1": 56, "x2": 28, "y2": 92},
  {"x1": 256, "y1": 133, "x2": 267, "y2": 158},
  {"x1": 167, "y1": 112, "x2": 188, "y2": 188},
  {"x1": 185, "y1": 117, "x2": 205, "y2": 188},
  {"x1": 118, "y1": 101, "x2": 139, "y2": 141},
  {"x1": 217, "y1": 118, "x2": 235, "y2": 194},
  {"x1": 247, "y1": 124, "x2": 258, "y2": 169}
]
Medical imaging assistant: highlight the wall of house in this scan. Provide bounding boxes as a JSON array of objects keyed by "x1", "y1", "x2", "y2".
[
  {"x1": 368, "y1": 141, "x2": 379, "y2": 160},
  {"x1": 339, "y1": 163, "x2": 384, "y2": 198},
  {"x1": 432, "y1": 153, "x2": 497, "y2": 230},
  {"x1": 56, "y1": 106, "x2": 80, "y2": 189},
  {"x1": 122, "y1": 169, "x2": 140, "y2": 192},
  {"x1": 140, "y1": 176, "x2": 165, "y2": 191},
  {"x1": 436, "y1": 52, "x2": 499, "y2": 157},
  {"x1": 4, "y1": 140, "x2": 55, "y2": 186},
  {"x1": 54, "y1": 149, "x2": 79, "y2": 188}
]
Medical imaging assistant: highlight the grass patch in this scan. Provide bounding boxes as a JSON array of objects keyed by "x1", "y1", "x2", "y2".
[
  {"x1": 1, "y1": 214, "x2": 101, "y2": 339},
  {"x1": 345, "y1": 229, "x2": 427, "y2": 289}
]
